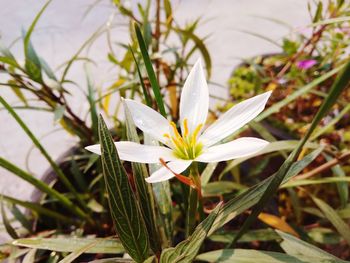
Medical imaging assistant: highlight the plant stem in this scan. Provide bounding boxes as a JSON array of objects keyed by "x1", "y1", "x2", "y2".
[{"x1": 185, "y1": 162, "x2": 200, "y2": 237}]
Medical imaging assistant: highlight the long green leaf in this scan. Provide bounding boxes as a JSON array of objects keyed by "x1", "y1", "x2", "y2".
[
  {"x1": 208, "y1": 147, "x2": 323, "y2": 236},
  {"x1": 196, "y1": 249, "x2": 306, "y2": 263},
  {"x1": 12, "y1": 238, "x2": 124, "y2": 254},
  {"x1": 86, "y1": 64, "x2": 99, "y2": 139},
  {"x1": 0, "y1": 157, "x2": 83, "y2": 217},
  {"x1": 311, "y1": 195, "x2": 350, "y2": 245},
  {"x1": 0, "y1": 96, "x2": 88, "y2": 220},
  {"x1": 134, "y1": 23, "x2": 166, "y2": 117},
  {"x1": 230, "y1": 60, "x2": 350, "y2": 246},
  {"x1": 1, "y1": 201, "x2": 19, "y2": 239},
  {"x1": 124, "y1": 102, "x2": 161, "y2": 254},
  {"x1": 98, "y1": 115, "x2": 149, "y2": 262},
  {"x1": 160, "y1": 202, "x2": 222, "y2": 263},
  {"x1": 129, "y1": 46, "x2": 152, "y2": 107},
  {"x1": 277, "y1": 230, "x2": 346, "y2": 262},
  {"x1": 1, "y1": 194, "x2": 74, "y2": 223},
  {"x1": 58, "y1": 240, "x2": 101, "y2": 263}
]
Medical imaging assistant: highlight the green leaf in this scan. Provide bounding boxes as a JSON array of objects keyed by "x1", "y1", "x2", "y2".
[
  {"x1": 98, "y1": 115, "x2": 149, "y2": 262},
  {"x1": 124, "y1": 102, "x2": 161, "y2": 254},
  {"x1": 201, "y1": 163, "x2": 218, "y2": 186},
  {"x1": 202, "y1": 181, "x2": 246, "y2": 196},
  {"x1": 0, "y1": 97, "x2": 88, "y2": 220},
  {"x1": 196, "y1": 249, "x2": 306, "y2": 263},
  {"x1": 10, "y1": 205, "x2": 33, "y2": 233},
  {"x1": 209, "y1": 229, "x2": 280, "y2": 244},
  {"x1": 160, "y1": 202, "x2": 223, "y2": 263},
  {"x1": 230, "y1": 60, "x2": 350, "y2": 246},
  {"x1": 1, "y1": 201, "x2": 19, "y2": 239},
  {"x1": 277, "y1": 230, "x2": 346, "y2": 262},
  {"x1": 58, "y1": 240, "x2": 101, "y2": 263},
  {"x1": 134, "y1": 23, "x2": 167, "y2": 117},
  {"x1": 12, "y1": 238, "x2": 124, "y2": 254},
  {"x1": 129, "y1": 46, "x2": 152, "y2": 107},
  {"x1": 86, "y1": 65, "x2": 99, "y2": 139},
  {"x1": 1, "y1": 194, "x2": 74, "y2": 223},
  {"x1": 8, "y1": 80, "x2": 28, "y2": 106},
  {"x1": 311, "y1": 195, "x2": 350, "y2": 245},
  {"x1": 208, "y1": 147, "x2": 324, "y2": 236},
  {"x1": 24, "y1": 41, "x2": 42, "y2": 83}
]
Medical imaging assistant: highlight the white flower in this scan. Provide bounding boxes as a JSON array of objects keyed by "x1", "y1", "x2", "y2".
[{"x1": 86, "y1": 59, "x2": 271, "y2": 183}]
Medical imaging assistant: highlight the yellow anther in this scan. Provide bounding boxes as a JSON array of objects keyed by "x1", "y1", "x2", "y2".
[
  {"x1": 163, "y1": 133, "x2": 170, "y2": 138},
  {"x1": 183, "y1": 119, "x2": 189, "y2": 137},
  {"x1": 170, "y1": 121, "x2": 182, "y2": 140},
  {"x1": 191, "y1": 124, "x2": 203, "y2": 145}
]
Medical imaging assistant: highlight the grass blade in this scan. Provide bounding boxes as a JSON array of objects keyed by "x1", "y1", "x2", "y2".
[
  {"x1": 12, "y1": 238, "x2": 124, "y2": 254},
  {"x1": 1, "y1": 194, "x2": 75, "y2": 223},
  {"x1": 1, "y1": 201, "x2": 19, "y2": 239},
  {"x1": 311, "y1": 195, "x2": 350, "y2": 245},
  {"x1": 129, "y1": 46, "x2": 152, "y2": 107},
  {"x1": 98, "y1": 115, "x2": 149, "y2": 262},
  {"x1": 134, "y1": 23, "x2": 166, "y2": 117}
]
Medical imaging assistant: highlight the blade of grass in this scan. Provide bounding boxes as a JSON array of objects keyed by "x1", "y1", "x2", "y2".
[
  {"x1": 229, "y1": 60, "x2": 350, "y2": 246},
  {"x1": 311, "y1": 195, "x2": 350, "y2": 245},
  {"x1": 1, "y1": 194, "x2": 75, "y2": 223},
  {"x1": 1, "y1": 201, "x2": 19, "y2": 239},
  {"x1": 12, "y1": 238, "x2": 124, "y2": 254},
  {"x1": 129, "y1": 46, "x2": 152, "y2": 107},
  {"x1": 134, "y1": 23, "x2": 166, "y2": 117}
]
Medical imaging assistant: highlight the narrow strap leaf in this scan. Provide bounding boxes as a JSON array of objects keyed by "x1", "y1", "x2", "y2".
[{"x1": 134, "y1": 23, "x2": 167, "y2": 117}]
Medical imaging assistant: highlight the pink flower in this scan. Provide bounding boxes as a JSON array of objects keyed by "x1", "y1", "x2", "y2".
[{"x1": 296, "y1": 59, "x2": 317, "y2": 70}]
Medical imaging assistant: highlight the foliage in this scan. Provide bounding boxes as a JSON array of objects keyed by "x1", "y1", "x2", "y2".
[{"x1": 1, "y1": 0, "x2": 350, "y2": 262}]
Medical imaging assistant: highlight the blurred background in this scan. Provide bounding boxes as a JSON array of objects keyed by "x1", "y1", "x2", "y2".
[{"x1": 0, "y1": 0, "x2": 309, "y2": 200}]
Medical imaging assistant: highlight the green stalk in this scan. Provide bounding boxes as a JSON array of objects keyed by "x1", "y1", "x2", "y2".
[{"x1": 185, "y1": 163, "x2": 200, "y2": 237}]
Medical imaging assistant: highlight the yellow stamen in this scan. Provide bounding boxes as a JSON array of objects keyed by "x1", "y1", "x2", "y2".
[
  {"x1": 191, "y1": 124, "x2": 203, "y2": 145},
  {"x1": 170, "y1": 121, "x2": 182, "y2": 140},
  {"x1": 163, "y1": 133, "x2": 170, "y2": 138},
  {"x1": 183, "y1": 118, "x2": 189, "y2": 137}
]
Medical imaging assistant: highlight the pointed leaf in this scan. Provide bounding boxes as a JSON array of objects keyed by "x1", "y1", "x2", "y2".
[
  {"x1": 124, "y1": 102, "x2": 161, "y2": 254},
  {"x1": 98, "y1": 115, "x2": 149, "y2": 262},
  {"x1": 160, "y1": 202, "x2": 223, "y2": 263}
]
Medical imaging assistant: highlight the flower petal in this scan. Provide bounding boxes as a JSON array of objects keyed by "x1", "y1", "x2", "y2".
[
  {"x1": 199, "y1": 91, "x2": 272, "y2": 147},
  {"x1": 124, "y1": 99, "x2": 171, "y2": 145},
  {"x1": 196, "y1": 137, "x2": 269, "y2": 162},
  {"x1": 145, "y1": 160, "x2": 192, "y2": 183},
  {"x1": 179, "y1": 59, "x2": 209, "y2": 134},
  {"x1": 85, "y1": 142, "x2": 176, "y2": 163}
]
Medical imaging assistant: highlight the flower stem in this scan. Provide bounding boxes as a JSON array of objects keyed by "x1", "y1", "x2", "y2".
[{"x1": 185, "y1": 162, "x2": 201, "y2": 237}]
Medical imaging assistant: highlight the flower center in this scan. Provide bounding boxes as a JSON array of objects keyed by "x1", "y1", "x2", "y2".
[{"x1": 163, "y1": 119, "x2": 203, "y2": 160}]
